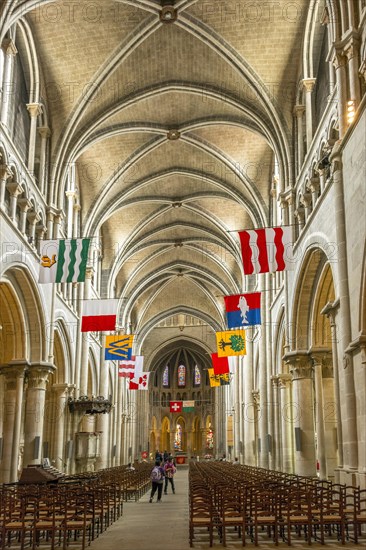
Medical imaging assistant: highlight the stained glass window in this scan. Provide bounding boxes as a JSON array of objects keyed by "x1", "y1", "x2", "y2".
[
  {"x1": 178, "y1": 364, "x2": 186, "y2": 387},
  {"x1": 174, "y1": 423, "x2": 182, "y2": 450},
  {"x1": 163, "y1": 365, "x2": 169, "y2": 387},
  {"x1": 194, "y1": 365, "x2": 201, "y2": 385},
  {"x1": 206, "y1": 423, "x2": 214, "y2": 449}
]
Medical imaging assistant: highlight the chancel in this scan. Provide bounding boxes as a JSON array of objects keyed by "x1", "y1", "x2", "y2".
[{"x1": 0, "y1": 0, "x2": 365, "y2": 548}]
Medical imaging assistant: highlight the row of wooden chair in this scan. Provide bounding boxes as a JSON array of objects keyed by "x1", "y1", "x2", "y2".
[
  {"x1": 189, "y1": 462, "x2": 366, "y2": 547},
  {"x1": 0, "y1": 462, "x2": 152, "y2": 549}
]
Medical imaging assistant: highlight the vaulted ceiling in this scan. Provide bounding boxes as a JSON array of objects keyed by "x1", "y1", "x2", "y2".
[{"x1": 27, "y1": 0, "x2": 308, "y2": 367}]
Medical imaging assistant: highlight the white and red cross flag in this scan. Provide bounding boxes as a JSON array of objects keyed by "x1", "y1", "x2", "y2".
[
  {"x1": 238, "y1": 226, "x2": 294, "y2": 275},
  {"x1": 170, "y1": 401, "x2": 183, "y2": 413}
]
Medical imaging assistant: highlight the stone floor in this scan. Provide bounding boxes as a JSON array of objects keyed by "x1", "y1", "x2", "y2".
[{"x1": 89, "y1": 467, "x2": 364, "y2": 550}]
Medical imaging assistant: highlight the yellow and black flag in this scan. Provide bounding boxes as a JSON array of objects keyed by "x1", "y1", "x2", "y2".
[{"x1": 215, "y1": 329, "x2": 246, "y2": 357}]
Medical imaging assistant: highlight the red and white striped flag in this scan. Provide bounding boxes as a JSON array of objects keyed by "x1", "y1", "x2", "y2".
[
  {"x1": 118, "y1": 356, "x2": 144, "y2": 378},
  {"x1": 81, "y1": 299, "x2": 118, "y2": 332},
  {"x1": 238, "y1": 226, "x2": 294, "y2": 275}
]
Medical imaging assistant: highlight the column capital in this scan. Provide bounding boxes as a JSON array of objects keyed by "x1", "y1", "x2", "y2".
[
  {"x1": 284, "y1": 352, "x2": 312, "y2": 380},
  {"x1": 27, "y1": 210, "x2": 40, "y2": 224},
  {"x1": 38, "y1": 126, "x2": 51, "y2": 139},
  {"x1": 0, "y1": 164, "x2": 13, "y2": 182},
  {"x1": 293, "y1": 104, "x2": 305, "y2": 117},
  {"x1": 73, "y1": 203, "x2": 81, "y2": 212},
  {"x1": 6, "y1": 181, "x2": 23, "y2": 197},
  {"x1": 294, "y1": 205, "x2": 305, "y2": 223},
  {"x1": 26, "y1": 103, "x2": 43, "y2": 118},
  {"x1": 27, "y1": 363, "x2": 56, "y2": 390},
  {"x1": 320, "y1": 298, "x2": 340, "y2": 324},
  {"x1": 251, "y1": 389, "x2": 260, "y2": 407},
  {"x1": 1, "y1": 38, "x2": 17, "y2": 56},
  {"x1": 0, "y1": 360, "x2": 29, "y2": 379},
  {"x1": 270, "y1": 375, "x2": 279, "y2": 388},
  {"x1": 86, "y1": 266, "x2": 94, "y2": 279},
  {"x1": 302, "y1": 78, "x2": 316, "y2": 92},
  {"x1": 17, "y1": 197, "x2": 32, "y2": 212},
  {"x1": 65, "y1": 190, "x2": 76, "y2": 199},
  {"x1": 277, "y1": 373, "x2": 292, "y2": 388},
  {"x1": 309, "y1": 176, "x2": 320, "y2": 193},
  {"x1": 52, "y1": 383, "x2": 75, "y2": 396},
  {"x1": 36, "y1": 223, "x2": 47, "y2": 238},
  {"x1": 310, "y1": 349, "x2": 333, "y2": 377},
  {"x1": 300, "y1": 191, "x2": 312, "y2": 208},
  {"x1": 346, "y1": 332, "x2": 366, "y2": 366}
]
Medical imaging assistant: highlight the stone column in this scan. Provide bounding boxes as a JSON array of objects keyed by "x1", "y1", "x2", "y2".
[
  {"x1": 37, "y1": 127, "x2": 51, "y2": 194},
  {"x1": 322, "y1": 358, "x2": 338, "y2": 479},
  {"x1": 51, "y1": 384, "x2": 71, "y2": 471},
  {"x1": 0, "y1": 39, "x2": 17, "y2": 127},
  {"x1": 0, "y1": 165, "x2": 13, "y2": 210},
  {"x1": 309, "y1": 177, "x2": 320, "y2": 208},
  {"x1": 79, "y1": 267, "x2": 93, "y2": 395},
  {"x1": 17, "y1": 198, "x2": 32, "y2": 234},
  {"x1": 27, "y1": 210, "x2": 41, "y2": 247},
  {"x1": 233, "y1": 356, "x2": 241, "y2": 459},
  {"x1": 271, "y1": 376, "x2": 281, "y2": 470},
  {"x1": 287, "y1": 353, "x2": 316, "y2": 476},
  {"x1": 243, "y1": 327, "x2": 255, "y2": 465},
  {"x1": 23, "y1": 363, "x2": 55, "y2": 466},
  {"x1": 321, "y1": 300, "x2": 343, "y2": 471},
  {"x1": 65, "y1": 190, "x2": 76, "y2": 237},
  {"x1": 115, "y1": 375, "x2": 124, "y2": 465},
  {"x1": 0, "y1": 362, "x2": 28, "y2": 483},
  {"x1": 300, "y1": 192, "x2": 312, "y2": 222},
  {"x1": 278, "y1": 373, "x2": 294, "y2": 473},
  {"x1": 330, "y1": 146, "x2": 358, "y2": 469},
  {"x1": 96, "y1": 342, "x2": 109, "y2": 470},
  {"x1": 345, "y1": 39, "x2": 361, "y2": 108},
  {"x1": 294, "y1": 206, "x2": 305, "y2": 233},
  {"x1": 6, "y1": 181, "x2": 23, "y2": 222},
  {"x1": 312, "y1": 351, "x2": 329, "y2": 479},
  {"x1": 36, "y1": 223, "x2": 47, "y2": 254},
  {"x1": 302, "y1": 78, "x2": 316, "y2": 150},
  {"x1": 26, "y1": 103, "x2": 42, "y2": 175},
  {"x1": 333, "y1": 51, "x2": 348, "y2": 138},
  {"x1": 294, "y1": 104, "x2": 305, "y2": 168},
  {"x1": 258, "y1": 286, "x2": 268, "y2": 468}
]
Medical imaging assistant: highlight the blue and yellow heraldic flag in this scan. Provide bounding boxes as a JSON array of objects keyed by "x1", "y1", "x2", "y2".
[{"x1": 105, "y1": 335, "x2": 134, "y2": 360}]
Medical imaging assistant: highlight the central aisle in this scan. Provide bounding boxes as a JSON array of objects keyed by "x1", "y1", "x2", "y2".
[{"x1": 90, "y1": 466, "x2": 191, "y2": 550}]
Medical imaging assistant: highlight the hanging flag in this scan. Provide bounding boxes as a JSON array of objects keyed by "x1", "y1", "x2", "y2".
[
  {"x1": 39, "y1": 239, "x2": 90, "y2": 283},
  {"x1": 208, "y1": 369, "x2": 231, "y2": 387},
  {"x1": 183, "y1": 400, "x2": 195, "y2": 412},
  {"x1": 118, "y1": 355, "x2": 144, "y2": 378},
  {"x1": 216, "y1": 329, "x2": 246, "y2": 357},
  {"x1": 224, "y1": 292, "x2": 261, "y2": 328},
  {"x1": 129, "y1": 372, "x2": 150, "y2": 390},
  {"x1": 105, "y1": 334, "x2": 134, "y2": 360},
  {"x1": 211, "y1": 353, "x2": 229, "y2": 375},
  {"x1": 170, "y1": 401, "x2": 183, "y2": 413},
  {"x1": 238, "y1": 227, "x2": 293, "y2": 275},
  {"x1": 81, "y1": 299, "x2": 118, "y2": 332}
]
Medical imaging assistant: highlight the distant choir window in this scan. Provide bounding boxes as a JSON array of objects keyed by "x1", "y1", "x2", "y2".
[
  {"x1": 194, "y1": 365, "x2": 201, "y2": 385},
  {"x1": 163, "y1": 365, "x2": 169, "y2": 387},
  {"x1": 178, "y1": 364, "x2": 186, "y2": 387}
]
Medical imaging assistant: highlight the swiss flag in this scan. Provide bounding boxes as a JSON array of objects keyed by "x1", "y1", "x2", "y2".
[{"x1": 170, "y1": 401, "x2": 183, "y2": 413}]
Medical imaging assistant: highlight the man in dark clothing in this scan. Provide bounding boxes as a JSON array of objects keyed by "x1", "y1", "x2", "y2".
[
  {"x1": 149, "y1": 460, "x2": 165, "y2": 502},
  {"x1": 163, "y1": 450, "x2": 169, "y2": 462}
]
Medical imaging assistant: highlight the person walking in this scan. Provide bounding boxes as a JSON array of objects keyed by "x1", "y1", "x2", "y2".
[
  {"x1": 149, "y1": 460, "x2": 165, "y2": 502},
  {"x1": 163, "y1": 457, "x2": 176, "y2": 495}
]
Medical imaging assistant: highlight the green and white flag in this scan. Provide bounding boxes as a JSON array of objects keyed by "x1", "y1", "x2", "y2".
[
  {"x1": 182, "y1": 400, "x2": 195, "y2": 412},
  {"x1": 39, "y1": 239, "x2": 90, "y2": 283}
]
